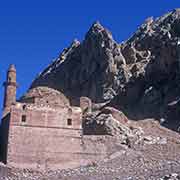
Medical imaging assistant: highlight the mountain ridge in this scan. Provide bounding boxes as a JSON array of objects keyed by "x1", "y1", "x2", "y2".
[{"x1": 27, "y1": 9, "x2": 180, "y2": 131}]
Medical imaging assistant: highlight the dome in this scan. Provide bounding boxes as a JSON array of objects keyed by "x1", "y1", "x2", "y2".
[{"x1": 20, "y1": 86, "x2": 70, "y2": 107}]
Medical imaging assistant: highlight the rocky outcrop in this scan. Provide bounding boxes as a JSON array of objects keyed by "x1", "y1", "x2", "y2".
[
  {"x1": 82, "y1": 107, "x2": 144, "y2": 149},
  {"x1": 28, "y1": 9, "x2": 180, "y2": 131},
  {"x1": 30, "y1": 22, "x2": 126, "y2": 104},
  {"x1": 111, "y1": 9, "x2": 180, "y2": 131},
  {"x1": 83, "y1": 112, "x2": 129, "y2": 136}
]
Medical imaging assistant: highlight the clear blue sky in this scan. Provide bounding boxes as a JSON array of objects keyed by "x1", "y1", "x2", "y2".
[{"x1": 0, "y1": 0, "x2": 179, "y2": 113}]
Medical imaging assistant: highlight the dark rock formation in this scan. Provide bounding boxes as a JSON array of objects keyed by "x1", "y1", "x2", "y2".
[
  {"x1": 30, "y1": 21, "x2": 126, "y2": 104},
  {"x1": 112, "y1": 9, "x2": 180, "y2": 131},
  {"x1": 29, "y1": 9, "x2": 180, "y2": 131}
]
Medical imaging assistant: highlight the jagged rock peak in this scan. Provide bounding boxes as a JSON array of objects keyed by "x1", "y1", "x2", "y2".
[
  {"x1": 29, "y1": 20, "x2": 125, "y2": 103},
  {"x1": 27, "y1": 9, "x2": 180, "y2": 133},
  {"x1": 85, "y1": 21, "x2": 114, "y2": 42},
  {"x1": 144, "y1": 16, "x2": 154, "y2": 24},
  {"x1": 173, "y1": 8, "x2": 180, "y2": 14},
  {"x1": 91, "y1": 21, "x2": 104, "y2": 31},
  {"x1": 71, "y1": 38, "x2": 80, "y2": 47}
]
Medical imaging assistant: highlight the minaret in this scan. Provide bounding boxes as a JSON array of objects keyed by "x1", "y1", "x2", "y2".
[{"x1": 3, "y1": 64, "x2": 18, "y2": 115}]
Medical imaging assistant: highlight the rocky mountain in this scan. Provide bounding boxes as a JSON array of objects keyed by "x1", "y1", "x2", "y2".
[
  {"x1": 2, "y1": 9, "x2": 180, "y2": 180},
  {"x1": 29, "y1": 9, "x2": 180, "y2": 131},
  {"x1": 30, "y1": 21, "x2": 126, "y2": 104},
  {"x1": 113, "y1": 9, "x2": 180, "y2": 131}
]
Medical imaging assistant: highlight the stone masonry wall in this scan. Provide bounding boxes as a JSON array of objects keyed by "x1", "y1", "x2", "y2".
[
  {"x1": 10, "y1": 103, "x2": 82, "y2": 129},
  {"x1": 7, "y1": 124, "x2": 116, "y2": 170},
  {"x1": 4, "y1": 103, "x2": 83, "y2": 170},
  {"x1": 3, "y1": 103, "x2": 119, "y2": 171},
  {"x1": 7, "y1": 125, "x2": 83, "y2": 170}
]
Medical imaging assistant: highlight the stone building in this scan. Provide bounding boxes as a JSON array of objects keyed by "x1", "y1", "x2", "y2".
[
  {"x1": 0, "y1": 65, "x2": 84, "y2": 170},
  {"x1": 0, "y1": 65, "x2": 120, "y2": 171}
]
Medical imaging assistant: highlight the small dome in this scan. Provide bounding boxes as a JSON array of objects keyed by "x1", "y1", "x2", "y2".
[{"x1": 20, "y1": 86, "x2": 70, "y2": 107}]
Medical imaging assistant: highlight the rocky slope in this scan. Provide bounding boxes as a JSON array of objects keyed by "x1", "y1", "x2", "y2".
[{"x1": 29, "y1": 9, "x2": 180, "y2": 132}]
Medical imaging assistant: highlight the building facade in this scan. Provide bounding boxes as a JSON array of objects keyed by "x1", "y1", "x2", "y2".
[
  {"x1": 0, "y1": 65, "x2": 115, "y2": 170},
  {"x1": 0, "y1": 65, "x2": 85, "y2": 170}
]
